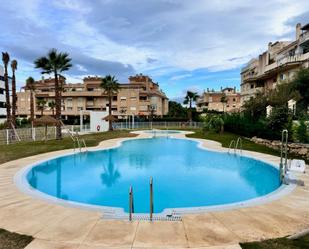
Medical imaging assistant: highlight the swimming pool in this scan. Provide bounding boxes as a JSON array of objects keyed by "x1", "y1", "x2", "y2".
[{"x1": 24, "y1": 137, "x2": 280, "y2": 213}]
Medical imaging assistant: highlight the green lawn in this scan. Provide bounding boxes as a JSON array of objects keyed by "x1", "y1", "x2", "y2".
[
  {"x1": 186, "y1": 130, "x2": 307, "y2": 163},
  {"x1": 240, "y1": 234, "x2": 309, "y2": 249},
  {"x1": 0, "y1": 130, "x2": 136, "y2": 164}
]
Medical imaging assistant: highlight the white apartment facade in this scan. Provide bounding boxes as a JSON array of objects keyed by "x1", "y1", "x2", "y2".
[{"x1": 0, "y1": 66, "x2": 6, "y2": 123}]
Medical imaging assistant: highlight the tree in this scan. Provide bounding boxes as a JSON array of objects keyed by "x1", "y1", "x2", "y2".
[
  {"x1": 11, "y1": 60, "x2": 17, "y2": 127},
  {"x1": 2, "y1": 52, "x2": 11, "y2": 126},
  {"x1": 167, "y1": 101, "x2": 187, "y2": 118},
  {"x1": 36, "y1": 99, "x2": 46, "y2": 116},
  {"x1": 100, "y1": 75, "x2": 120, "y2": 131},
  {"x1": 34, "y1": 49, "x2": 72, "y2": 139},
  {"x1": 292, "y1": 68, "x2": 309, "y2": 114},
  {"x1": 48, "y1": 101, "x2": 56, "y2": 116},
  {"x1": 183, "y1": 91, "x2": 199, "y2": 122},
  {"x1": 25, "y1": 77, "x2": 36, "y2": 123},
  {"x1": 148, "y1": 105, "x2": 156, "y2": 122}
]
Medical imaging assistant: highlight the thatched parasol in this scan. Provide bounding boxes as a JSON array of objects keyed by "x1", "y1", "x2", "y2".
[
  {"x1": 33, "y1": 116, "x2": 61, "y2": 141},
  {"x1": 102, "y1": 115, "x2": 118, "y2": 122}
]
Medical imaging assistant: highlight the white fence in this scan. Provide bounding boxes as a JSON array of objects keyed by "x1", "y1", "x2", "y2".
[
  {"x1": 0, "y1": 122, "x2": 202, "y2": 145},
  {"x1": 0, "y1": 124, "x2": 90, "y2": 145},
  {"x1": 114, "y1": 121, "x2": 203, "y2": 130}
]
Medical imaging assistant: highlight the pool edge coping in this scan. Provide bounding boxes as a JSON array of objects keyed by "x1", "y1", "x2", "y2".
[{"x1": 13, "y1": 130, "x2": 297, "y2": 218}]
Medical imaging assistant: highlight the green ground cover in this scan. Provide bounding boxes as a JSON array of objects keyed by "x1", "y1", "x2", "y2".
[
  {"x1": 240, "y1": 234, "x2": 309, "y2": 249},
  {"x1": 0, "y1": 229, "x2": 33, "y2": 249},
  {"x1": 0, "y1": 130, "x2": 136, "y2": 164}
]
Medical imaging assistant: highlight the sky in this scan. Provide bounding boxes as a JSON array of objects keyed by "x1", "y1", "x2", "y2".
[{"x1": 0, "y1": 0, "x2": 309, "y2": 102}]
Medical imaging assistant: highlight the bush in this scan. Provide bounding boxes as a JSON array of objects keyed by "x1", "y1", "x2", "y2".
[
  {"x1": 266, "y1": 106, "x2": 291, "y2": 139},
  {"x1": 296, "y1": 119, "x2": 308, "y2": 143},
  {"x1": 202, "y1": 114, "x2": 224, "y2": 133}
]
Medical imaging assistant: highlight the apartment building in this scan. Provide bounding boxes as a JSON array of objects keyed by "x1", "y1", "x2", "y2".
[
  {"x1": 0, "y1": 66, "x2": 6, "y2": 123},
  {"x1": 196, "y1": 87, "x2": 241, "y2": 113},
  {"x1": 241, "y1": 23, "x2": 309, "y2": 105},
  {"x1": 16, "y1": 74, "x2": 169, "y2": 119}
]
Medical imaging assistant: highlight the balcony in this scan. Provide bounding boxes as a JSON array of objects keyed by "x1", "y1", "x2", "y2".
[{"x1": 299, "y1": 31, "x2": 309, "y2": 46}]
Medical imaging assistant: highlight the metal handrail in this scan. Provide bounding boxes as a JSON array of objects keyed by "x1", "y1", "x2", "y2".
[
  {"x1": 280, "y1": 129, "x2": 288, "y2": 184},
  {"x1": 129, "y1": 186, "x2": 134, "y2": 221},
  {"x1": 228, "y1": 140, "x2": 235, "y2": 153},
  {"x1": 150, "y1": 177, "x2": 153, "y2": 221},
  {"x1": 235, "y1": 137, "x2": 243, "y2": 154}
]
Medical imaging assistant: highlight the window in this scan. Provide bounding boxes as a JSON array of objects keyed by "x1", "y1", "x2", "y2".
[
  {"x1": 0, "y1": 88, "x2": 4, "y2": 94},
  {"x1": 130, "y1": 97, "x2": 137, "y2": 101},
  {"x1": 233, "y1": 98, "x2": 236, "y2": 102},
  {"x1": 130, "y1": 106, "x2": 136, "y2": 111},
  {"x1": 280, "y1": 73, "x2": 285, "y2": 81},
  {"x1": 67, "y1": 107, "x2": 73, "y2": 111},
  {"x1": 250, "y1": 84, "x2": 254, "y2": 89},
  {"x1": 139, "y1": 96, "x2": 147, "y2": 101},
  {"x1": 139, "y1": 105, "x2": 148, "y2": 111},
  {"x1": 77, "y1": 107, "x2": 83, "y2": 111},
  {"x1": 113, "y1": 96, "x2": 118, "y2": 101},
  {"x1": 120, "y1": 96, "x2": 126, "y2": 101}
]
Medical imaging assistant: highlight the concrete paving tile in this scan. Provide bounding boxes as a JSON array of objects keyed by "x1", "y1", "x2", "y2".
[
  {"x1": 25, "y1": 239, "x2": 79, "y2": 249},
  {"x1": 35, "y1": 211, "x2": 100, "y2": 243},
  {"x1": 83, "y1": 220, "x2": 138, "y2": 247},
  {"x1": 133, "y1": 221, "x2": 188, "y2": 248},
  {"x1": 212, "y1": 210, "x2": 276, "y2": 242},
  {"x1": 183, "y1": 213, "x2": 239, "y2": 247}
]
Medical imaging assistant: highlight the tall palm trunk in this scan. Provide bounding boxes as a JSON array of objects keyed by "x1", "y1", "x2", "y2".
[
  {"x1": 188, "y1": 100, "x2": 192, "y2": 122},
  {"x1": 30, "y1": 90, "x2": 34, "y2": 128},
  {"x1": 108, "y1": 94, "x2": 113, "y2": 131},
  {"x1": 11, "y1": 68, "x2": 16, "y2": 127},
  {"x1": 54, "y1": 71, "x2": 62, "y2": 139},
  {"x1": 4, "y1": 63, "x2": 11, "y2": 126}
]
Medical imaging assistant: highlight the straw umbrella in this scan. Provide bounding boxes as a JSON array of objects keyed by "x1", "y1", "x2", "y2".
[
  {"x1": 33, "y1": 116, "x2": 61, "y2": 141},
  {"x1": 102, "y1": 115, "x2": 117, "y2": 130}
]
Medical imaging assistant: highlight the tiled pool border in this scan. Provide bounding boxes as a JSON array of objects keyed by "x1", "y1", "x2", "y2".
[{"x1": 14, "y1": 130, "x2": 296, "y2": 218}]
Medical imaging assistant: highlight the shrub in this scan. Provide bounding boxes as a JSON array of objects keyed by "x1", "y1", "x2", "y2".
[
  {"x1": 296, "y1": 119, "x2": 308, "y2": 143},
  {"x1": 202, "y1": 114, "x2": 224, "y2": 133}
]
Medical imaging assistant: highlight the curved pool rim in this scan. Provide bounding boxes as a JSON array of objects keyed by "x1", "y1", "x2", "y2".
[{"x1": 14, "y1": 133, "x2": 296, "y2": 216}]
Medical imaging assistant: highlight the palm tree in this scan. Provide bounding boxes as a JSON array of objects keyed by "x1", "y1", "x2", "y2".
[
  {"x1": 100, "y1": 75, "x2": 120, "y2": 131},
  {"x1": 11, "y1": 59, "x2": 17, "y2": 127},
  {"x1": 2, "y1": 52, "x2": 11, "y2": 126},
  {"x1": 25, "y1": 77, "x2": 36, "y2": 123},
  {"x1": 34, "y1": 49, "x2": 72, "y2": 139},
  {"x1": 183, "y1": 91, "x2": 199, "y2": 122},
  {"x1": 37, "y1": 99, "x2": 46, "y2": 116},
  {"x1": 48, "y1": 101, "x2": 56, "y2": 116}
]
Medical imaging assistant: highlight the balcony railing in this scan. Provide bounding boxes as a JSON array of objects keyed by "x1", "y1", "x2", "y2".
[{"x1": 299, "y1": 31, "x2": 309, "y2": 45}]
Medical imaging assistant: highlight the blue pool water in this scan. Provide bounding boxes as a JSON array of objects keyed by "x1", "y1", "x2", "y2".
[{"x1": 26, "y1": 137, "x2": 280, "y2": 213}]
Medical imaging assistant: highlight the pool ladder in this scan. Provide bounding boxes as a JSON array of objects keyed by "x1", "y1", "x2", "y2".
[
  {"x1": 228, "y1": 137, "x2": 242, "y2": 154},
  {"x1": 72, "y1": 132, "x2": 88, "y2": 153},
  {"x1": 129, "y1": 177, "x2": 154, "y2": 221},
  {"x1": 279, "y1": 129, "x2": 288, "y2": 184}
]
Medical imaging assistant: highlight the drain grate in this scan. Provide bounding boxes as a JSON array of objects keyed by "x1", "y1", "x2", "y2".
[{"x1": 102, "y1": 213, "x2": 182, "y2": 221}]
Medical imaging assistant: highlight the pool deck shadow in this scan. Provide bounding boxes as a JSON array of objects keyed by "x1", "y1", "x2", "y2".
[{"x1": 0, "y1": 132, "x2": 308, "y2": 249}]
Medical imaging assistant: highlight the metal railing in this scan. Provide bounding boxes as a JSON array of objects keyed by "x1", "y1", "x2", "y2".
[
  {"x1": 114, "y1": 121, "x2": 203, "y2": 130},
  {"x1": 150, "y1": 177, "x2": 154, "y2": 221},
  {"x1": 228, "y1": 140, "x2": 235, "y2": 153},
  {"x1": 235, "y1": 137, "x2": 243, "y2": 154},
  {"x1": 129, "y1": 186, "x2": 134, "y2": 221},
  {"x1": 228, "y1": 137, "x2": 242, "y2": 154},
  {"x1": 280, "y1": 129, "x2": 288, "y2": 184}
]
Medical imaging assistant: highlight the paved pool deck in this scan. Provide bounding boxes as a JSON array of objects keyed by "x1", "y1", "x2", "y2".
[{"x1": 0, "y1": 132, "x2": 308, "y2": 249}]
